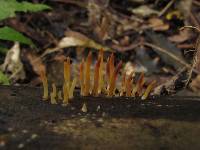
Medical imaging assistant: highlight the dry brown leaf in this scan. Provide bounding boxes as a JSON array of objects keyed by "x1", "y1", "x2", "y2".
[
  {"x1": 87, "y1": 0, "x2": 115, "y2": 41},
  {"x1": 168, "y1": 30, "x2": 191, "y2": 43},
  {"x1": 41, "y1": 31, "x2": 111, "y2": 58},
  {"x1": 148, "y1": 18, "x2": 169, "y2": 31},
  {"x1": 26, "y1": 52, "x2": 45, "y2": 76},
  {"x1": 190, "y1": 75, "x2": 200, "y2": 92}
]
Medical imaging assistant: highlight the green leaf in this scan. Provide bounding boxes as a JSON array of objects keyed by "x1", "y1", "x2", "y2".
[
  {"x1": 0, "y1": 71, "x2": 10, "y2": 85},
  {"x1": 0, "y1": 26, "x2": 34, "y2": 46},
  {"x1": 0, "y1": 0, "x2": 51, "y2": 21}
]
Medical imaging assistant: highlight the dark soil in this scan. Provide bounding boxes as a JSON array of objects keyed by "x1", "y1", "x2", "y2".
[{"x1": 0, "y1": 85, "x2": 200, "y2": 150}]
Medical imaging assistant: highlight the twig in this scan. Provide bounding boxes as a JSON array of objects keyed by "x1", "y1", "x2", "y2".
[
  {"x1": 143, "y1": 42, "x2": 200, "y2": 74},
  {"x1": 158, "y1": 0, "x2": 176, "y2": 17},
  {"x1": 180, "y1": 26, "x2": 200, "y2": 33}
]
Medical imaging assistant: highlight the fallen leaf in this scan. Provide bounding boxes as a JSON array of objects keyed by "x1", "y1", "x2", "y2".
[
  {"x1": 190, "y1": 75, "x2": 200, "y2": 92},
  {"x1": 168, "y1": 30, "x2": 191, "y2": 43},
  {"x1": 26, "y1": 52, "x2": 45, "y2": 76},
  {"x1": 148, "y1": 18, "x2": 169, "y2": 31},
  {"x1": 130, "y1": 5, "x2": 159, "y2": 18},
  {"x1": 41, "y1": 31, "x2": 112, "y2": 58}
]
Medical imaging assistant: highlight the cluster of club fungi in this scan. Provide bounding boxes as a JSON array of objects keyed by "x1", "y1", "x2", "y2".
[{"x1": 40, "y1": 50, "x2": 156, "y2": 106}]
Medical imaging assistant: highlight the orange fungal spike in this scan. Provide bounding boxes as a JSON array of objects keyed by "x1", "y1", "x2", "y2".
[
  {"x1": 132, "y1": 73, "x2": 145, "y2": 97},
  {"x1": 98, "y1": 49, "x2": 104, "y2": 94},
  {"x1": 40, "y1": 50, "x2": 156, "y2": 105},
  {"x1": 106, "y1": 57, "x2": 110, "y2": 89},
  {"x1": 84, "y1": 52, "x2": 92, "y2": 96},
  {"x1": 98, "y1": 48, "x2": 104, "y2": 60},
  {"x1": 136, "y1": 73, "x2": 145, "y2": 96},
  {"x1": 109, "y1": 53, "x2": 115, "y2": 80},
  {"x1": 79, "y1": 59, "x2": 84, "y2": 96},
  {"x1": 108, "y1": 61, "x2": 123, "y2": 96},
  {"x1": 92, "y1": 57, "x2": 101, "y2": 96}
]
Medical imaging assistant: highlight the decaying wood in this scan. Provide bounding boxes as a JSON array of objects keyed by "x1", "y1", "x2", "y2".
[{"x1": 1, "y1": 85, "x2": 200, "y2": 150}]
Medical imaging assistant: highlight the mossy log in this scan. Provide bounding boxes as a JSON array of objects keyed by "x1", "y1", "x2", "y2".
[{"x1": 0, "y1": 85, "x2": 200, "y2": 150}]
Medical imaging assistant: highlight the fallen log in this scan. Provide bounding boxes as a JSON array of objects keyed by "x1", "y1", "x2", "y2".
[{"x1": 0, "y1": 85, "x2": 200, "y2": 150}]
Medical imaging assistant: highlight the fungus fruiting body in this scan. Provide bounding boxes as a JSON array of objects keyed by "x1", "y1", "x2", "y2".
[
  {"x1": 40, "y1": 50, "x2": 156, "y2": 106},
  {"x1": 63, "y1": 82, "x2": 69, "y2": 105},
  {"x1": 98, "y1": 49, "x2": 104, "y2": 94},
  {"x1": 108, "y1": 60, "x2": 123, "y2": 97},
  {"x1": 81, "y1": 103, "x2": 87, "y2": 113},
  {"x1": 62, "y1": 58, "x2": 77, "y2": 105},
  {"x1": 79, "y1": 59, "x2": 84, "y2": 96},
  {"x1": 92, "y1": 57, "x2": 101, "y2": 96},
  {"x1": 40, "y1": 70, "x2": 48, "y2": 100},
  {"x1": 50, "y1": 83, "x2": 57, "y2": 104},
  {"x1": 142, "y1": 80, "x2": 156, "y2": 100},
  {"x1": 69, "y1": 77, "x2": 77, "y2": 99},
  {"x1": 84, "y1": 51, "x2": 92, "y2": 96}
]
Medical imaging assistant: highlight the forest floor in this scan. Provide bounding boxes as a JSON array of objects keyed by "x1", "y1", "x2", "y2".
[{"x1": 0, "y1": 1, "x2": 200, "y2": 149}]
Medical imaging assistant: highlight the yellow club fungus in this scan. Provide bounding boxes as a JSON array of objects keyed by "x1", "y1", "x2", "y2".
[
  {"x1": 63, "y1": 82, "x2": 69, "y2": 106},
  {"x1": 63, "y1": 57, "x2": 77, "y2": 103},
  {"x1": 40, "y1": 50, "x2": 156, "y2": 107},
  {"x1": 69, "y1": 77, "x2": 77, "y2": 99},
  {"x1": 50, "y1": 83, "x2": 57, "y2": 104},
  {"x1": 142, "y1": 80, "x2": 156, "y2": 100},
  {"x1": 40, "y1": 69, "x2": 48, "y2": 100}
]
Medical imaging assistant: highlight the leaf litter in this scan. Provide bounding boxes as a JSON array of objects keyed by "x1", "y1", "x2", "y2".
[{"x1": 0, "y1": 0, "x2": 200, "y2": 96}]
